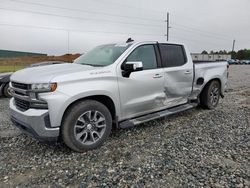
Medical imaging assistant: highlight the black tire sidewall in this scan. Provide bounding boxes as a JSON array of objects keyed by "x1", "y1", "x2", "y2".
[
  {"x1": 206, "y1": 81, "x2": 221, "y2": 109},
  {"x1": 62, "y1": 100, "x2": 112, "y2": 152},
  {"x1": 3, "y1": 83, "x2": 11, "y2": 98}
]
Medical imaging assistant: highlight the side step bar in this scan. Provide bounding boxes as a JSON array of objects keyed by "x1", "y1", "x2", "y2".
[{"x1": 119, "y1": 103, "x2": 198, "y2": 129}]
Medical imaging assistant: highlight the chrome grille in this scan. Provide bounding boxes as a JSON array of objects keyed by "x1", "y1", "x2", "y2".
[
  {"x1": 11, "y1": 82, "x2": 48, "y2": 111},
  {"x1": 12, "y1": 82, "x2": 29, "y2": 90}
]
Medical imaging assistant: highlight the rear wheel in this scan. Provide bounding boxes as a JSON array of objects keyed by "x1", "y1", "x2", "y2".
[
  {"x1": 3, "y1": 83, "x2": 12, "y2": 98},
  {"x1": 200, "y1": 80, "x2": 221, "y2": 109},
  {"x1": 62, "y1": 100, "x2": 112, "y2": 152}
]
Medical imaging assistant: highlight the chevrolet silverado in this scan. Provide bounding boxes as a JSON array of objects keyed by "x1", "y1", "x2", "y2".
[{"x1": 9, "y1": 40, "x2": 228, "y2": 152}]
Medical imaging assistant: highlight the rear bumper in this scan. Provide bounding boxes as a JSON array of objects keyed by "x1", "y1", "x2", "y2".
[{"x1": 9, "y1": 98, "x2": 59, "y2": 142}]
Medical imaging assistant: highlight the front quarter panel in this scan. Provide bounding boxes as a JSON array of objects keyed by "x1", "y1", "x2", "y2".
[{"x1": 39, "y1": 66, "x2": 120, "y2": 127}]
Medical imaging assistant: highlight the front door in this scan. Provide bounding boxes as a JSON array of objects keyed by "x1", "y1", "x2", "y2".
[{"x1": 117, "y1": 44, "x2": 165, "y2": 120}]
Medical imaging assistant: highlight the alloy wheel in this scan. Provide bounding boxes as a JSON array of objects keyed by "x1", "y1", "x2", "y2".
[
  {"x1": 74, "y1": 110, "x2": 106, "y2": 145},
  {"x1": 210, "y1": 86, "x2": 220, "y2": 106}
]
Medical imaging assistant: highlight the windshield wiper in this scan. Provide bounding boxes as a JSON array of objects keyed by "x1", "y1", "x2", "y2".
[{"x1": 80, "y1": 63, "x2": 104, "y2": 67}]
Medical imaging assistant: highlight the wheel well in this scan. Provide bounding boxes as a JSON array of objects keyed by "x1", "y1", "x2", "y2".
[
  {"x1": 59, "y1": 95, "x2": 117, "y2": 141},
  {"x1": 0, "y1": 83, "x2": 3, "y2": 94},
  {"x1": 1, "y1": 82, "x2": 9, "y2": 94},
  {"x1": 63, "y1": 95, "x2": 116, "y2": 123},
  {"x1": 201, "y1": 78, "x2": 221, "y2": 95}
]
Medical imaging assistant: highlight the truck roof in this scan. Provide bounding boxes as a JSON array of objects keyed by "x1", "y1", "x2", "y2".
[{"x1": 124, "y1": 40, "x2": 186, "y2": 46}]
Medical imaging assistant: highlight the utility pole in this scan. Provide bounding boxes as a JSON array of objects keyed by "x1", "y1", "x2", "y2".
[
  {"x1": 67, "y1": 30, "x2": 70, "y2": 54},
  {"x1": 232, "y1": 39, "x2": 235, "y2": 52},
  {"x1": 165, "y1": 11, "x2": 170, "y2": 41},
  {"x1": 231, "y1": 39, "x2": 235, "y2": 59},
  {"x1": 67, "y1": 30, "x2": 70, "y2": 62}
]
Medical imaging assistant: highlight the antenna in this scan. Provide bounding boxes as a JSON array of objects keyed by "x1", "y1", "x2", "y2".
[{"x1": 126, "y1": 38, "x2": 134, "y2": 43}]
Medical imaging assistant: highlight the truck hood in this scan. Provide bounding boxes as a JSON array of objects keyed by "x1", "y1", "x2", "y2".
[
  {"x1": 0, "y1": 72, "x2": 13, "y2": 77},
  {"x1": 10, "y1": 63, "x2": 99, "y2": 83}
]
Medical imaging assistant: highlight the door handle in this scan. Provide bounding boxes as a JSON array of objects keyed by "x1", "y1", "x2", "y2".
[
  {"x1": 153, "y1": 74, "x2": 163, "y2": 78},
  {"x1": 185, "y1": 70, "x2": 191, "y2": 74}
]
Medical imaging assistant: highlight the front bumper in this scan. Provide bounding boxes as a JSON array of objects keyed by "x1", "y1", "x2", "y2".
[{"x1": 9, "y1": 98, "x2": 59, "y2": 142}]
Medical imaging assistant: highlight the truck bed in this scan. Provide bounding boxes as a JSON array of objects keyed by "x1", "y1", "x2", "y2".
[{"x1": 191, "y1": 61, "x2": 228, "y2": 99}]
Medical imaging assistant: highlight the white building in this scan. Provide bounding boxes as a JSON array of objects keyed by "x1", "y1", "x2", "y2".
[{"x1": 191, "y1": 53, "x2": 231, "y2": 61}]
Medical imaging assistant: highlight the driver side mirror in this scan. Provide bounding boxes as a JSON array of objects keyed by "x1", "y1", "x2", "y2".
[{"x1": 122, "y1": 61, "x2": 143, "y2": 77}]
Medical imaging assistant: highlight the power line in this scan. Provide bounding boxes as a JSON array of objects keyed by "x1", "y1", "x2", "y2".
[
  {"x1": 9, "y1": 0, "x2": 163, "y2": 22},
  {"x1": 171, "y1": 27, "x2": 231, "y2": 41},
  {"x1": 171, "y1": 35, "x2": 231, "y2": 48},
  {"x1": 172, "y1": 22, "x2": 232, "y2": 39},
  {"x1": 0, "y1": 1, "x2": 236, "y2": 50},
  {"x1": 172, "y1": 24, "x2": 230, "y2": 40},
  {"x1": 0, "y1": 22, "x2": 164, "y2": 37},
  {"x1": 95, "y1": 0, "x2": 163, "y2": 16},
  {"x1": 0, "y1": 7, "x2": 164, "y2": 28},
  {"x1": 170, "y1": 12, "x2": 234, "y2": 38},
  {"x1": 5, "y1": 0, "x2": 238, "y2": 42},
  {"x1": 3, "y1": 1, "x2": 233, "y2": 42}
]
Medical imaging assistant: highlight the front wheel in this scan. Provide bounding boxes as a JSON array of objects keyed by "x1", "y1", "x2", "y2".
[
  {"x1": 62, "y1": 100, "x2": 112, "y2": 152},
  {"x1": 200, "y1": 80, "x2": 221, "y2": 109}
]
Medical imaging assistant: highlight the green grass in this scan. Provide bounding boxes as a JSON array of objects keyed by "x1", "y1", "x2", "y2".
[{"x1": 0, "y1": 65, "x2": 25, "y2": 73}]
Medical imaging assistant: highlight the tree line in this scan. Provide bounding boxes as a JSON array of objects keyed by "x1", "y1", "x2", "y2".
[{"x1": 201, "y1": 49, "x2": 250, "y2": 60}]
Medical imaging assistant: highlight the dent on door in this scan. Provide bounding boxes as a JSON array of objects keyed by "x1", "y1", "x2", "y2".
[
  {"x1": 118, "y1": 69, "x2": 165, "y2": 119},
  {"x1": 163, "y1": 67, "x2": 194, "y2": 107}
]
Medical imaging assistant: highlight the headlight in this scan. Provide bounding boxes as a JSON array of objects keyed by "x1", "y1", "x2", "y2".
[{"x1": 31, "y1": 83, "x2": 57, "y2": 92}]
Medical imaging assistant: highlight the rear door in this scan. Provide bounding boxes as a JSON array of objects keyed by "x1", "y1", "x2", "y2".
[{"x1": 159, "y1": 44, "x2": 194, "y2": 107}]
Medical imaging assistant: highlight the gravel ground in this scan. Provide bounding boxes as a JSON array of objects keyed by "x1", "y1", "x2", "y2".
[{"x1": 0, "y1": 65, "x2": 249, "y2": 187}]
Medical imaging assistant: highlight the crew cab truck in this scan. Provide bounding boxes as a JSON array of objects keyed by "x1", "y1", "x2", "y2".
[{"x1": 9, "y1": 40, "x2": 228, "y2": 152}]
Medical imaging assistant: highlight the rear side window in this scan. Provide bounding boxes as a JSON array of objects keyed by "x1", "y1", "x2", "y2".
[{"x1": 159, "y1": 44, "x2": 187, "y2": 67}]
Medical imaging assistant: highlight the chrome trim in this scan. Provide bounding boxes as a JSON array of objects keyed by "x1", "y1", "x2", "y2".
[
  {"x1": 30, "y1": 88, "x2": 52, "y2": 93},
  {"x1": 12, "y1": 93, "x2": 47, "y2": 104},
  {"x1": 10, "y1": 82, "x2": 52, "y2": 93},
  {"x1": 11, "y1": 82, "x2": 48, "y2": 111},
  {"x1": 10, "y1": 82, "x2": 47, "y2": 104},
  {"x1": 12, "y1": 93, "x2": 30, "y2": 101},
  {"x1": 9, "y1": 86, "x2": 28, "y2": 95}
]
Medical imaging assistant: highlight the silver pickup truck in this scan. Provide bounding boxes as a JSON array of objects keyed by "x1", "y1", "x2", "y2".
[{"x1": 9, "y1": 40, "x2": 228, "y2": 152}]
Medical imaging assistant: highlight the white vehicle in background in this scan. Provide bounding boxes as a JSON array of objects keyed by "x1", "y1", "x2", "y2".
[
  {"x1": 240, "y1": 60, "x2": 250, "y2": 65},
  {"x1": 9, "y1": 39, "x2": 228, "y2": 152},
  {"x1": 245, "y1": 60, "x2": 250, "y2": 64},
  {"x1": 235, "y1": 59, "x2": 240, "y2": 64}
]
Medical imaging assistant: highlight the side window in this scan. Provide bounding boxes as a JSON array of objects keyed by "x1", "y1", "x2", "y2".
[
  {"x1": 127, "y1": 45, "x2": 157, "y2": 70},
  {"x1": 159, "y1": 44, "x2": 187, "y2": 67}
]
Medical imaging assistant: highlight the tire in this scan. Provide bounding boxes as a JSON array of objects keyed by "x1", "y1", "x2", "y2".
[
  {"x1": 200, "y1": 80, "x2": 221, "y2": 109},
  {"x1": 62, "y1": 100, "x2": 112, "y2": 152},
  {"x1": 3, "y1": 83, "x2": 12, "y2": 98}
]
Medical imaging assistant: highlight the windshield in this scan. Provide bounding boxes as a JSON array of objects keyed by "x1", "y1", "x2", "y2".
[{"x1": 74, "y1": 43, "x2": 131, "y2": 67}]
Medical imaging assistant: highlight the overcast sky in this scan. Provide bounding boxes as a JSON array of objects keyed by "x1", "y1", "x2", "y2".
[{"x1": 0, "y1": 0, "x2": 249, "y2": 55}]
